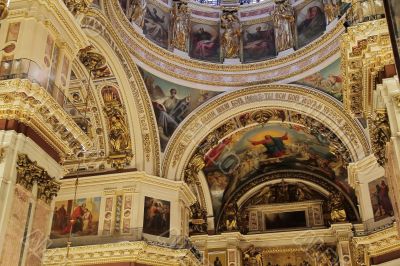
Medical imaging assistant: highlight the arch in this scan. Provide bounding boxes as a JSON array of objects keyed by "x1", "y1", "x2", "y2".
[
  {"x1": 79, "y1": 9, "x2": 161, "y2": 175},
  {"x1": 162, "y1": 84, "x2": 370, "y2": 181}
]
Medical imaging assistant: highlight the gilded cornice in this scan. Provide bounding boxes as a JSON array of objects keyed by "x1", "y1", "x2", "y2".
[
  {"x1": 341, "y1": 19, "x2": 394, "y2": 118},
  {"x1": 162, "y1": 85, "x2": 370, "y2": 180},
  {"x1": 352, "y1": 225, "x2": 400, "y2": 262},
  {"x1": 43, "y1": 241, "x2": 201, "y2": 266},
  {"x1": 105, "y1": 0, "x2": 344, "y2": 87},
  {"x1": 82, "y1": 9, "x2": 161, "y2": 175},
  {"x1": 0, "y1": 79, "x2": 92, "y2": 160}
]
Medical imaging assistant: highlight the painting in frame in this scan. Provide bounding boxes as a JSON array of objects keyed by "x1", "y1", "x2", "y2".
[
  {"x1": 241, "y1": 20, "x2": 276, "y2": 63},
  {"x1": 143, "y1": 196, "x2": 171, "y2": 237}
]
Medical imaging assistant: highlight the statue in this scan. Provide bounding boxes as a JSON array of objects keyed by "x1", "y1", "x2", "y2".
[
  {"x1": 189, "y1": 201, "x2": 208, "y2": 234},
  {"x1": 171, "y1": 3, "x2": 190, "y2": 52},
  {"x1": 126, "y1": 0, "x2": 146, "y2": 27},
  {"x1": 327, "y1": 193, "x2": 347, "y2": 223},
  {"x1": 223, "y1": 202, "x2": 239, "y2": 231},
  {"x1": 221, "y1": 12, "x2": 240, "y2": 58},
  {"x1": 243, "y1": 245, "x2": 263, "y2": 266},
  {"x1": 272, "y1": 0, "x2": 295, "y2": 52}
]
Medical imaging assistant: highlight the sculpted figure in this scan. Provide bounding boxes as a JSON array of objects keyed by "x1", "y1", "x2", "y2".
[
  {"x1": 272, "y1": 0, "x2": 295, "y2": 52},
  {"x1": 221, "y1": 12, "x2": 240, "y2": 58},
  {"x1": 172, "y1": 3, "x2": 190, "y2": 51}
]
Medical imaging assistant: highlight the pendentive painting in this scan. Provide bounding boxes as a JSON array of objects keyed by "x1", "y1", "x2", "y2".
[
  {"x1": 189, "y1": 22, "x2": 221, "y2": 63},
  {"x1": 143, "y1": 3, "x2": 170, "y2": 49},
  {"x1": 140, "y1": 68, "x2": 220, "y2": 151},
  {"x1": 296, "y1": 0, "x2": 327, "y2": 48},
  {"x1": 368, "y1": 176, "x2": 394, "y2": 222},
  {"x1": 242, "y1": 21, "x2": 276, "y2": 63},
  {"x1": 143, "y1": 196, "x2": 171, "y2": 237},
  {"x1": 294, "y1": 59, "x2": 343, "y2": 101},
  {"x1": 203, "y1": 120, "x2": 353, "y2": 218},
  {"x1": 50, "y1": 197, "x2": 101, "y2": 238}
]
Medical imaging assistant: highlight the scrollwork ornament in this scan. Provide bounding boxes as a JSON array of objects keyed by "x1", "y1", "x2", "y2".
[
  {"x1": 63, "y1": 0, "x2": 92, "y2": 16},
  {"x1": 0, "y1": 0, "x2": 8, "y2": 20},
  {"x1": 370, "y1": 111, "x2": 391, "y2": 166},
  {"x1": 184, "y1": 154, "x2": 205, "y2": 184}
]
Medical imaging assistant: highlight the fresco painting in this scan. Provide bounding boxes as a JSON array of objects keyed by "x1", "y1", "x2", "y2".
[
  {"x1": 242, "y1": 21, "x2": 276, "y2": 63},
  {"x1": 296, "y1": 0, "x2": 327, "y2": 48},
  {"x1": 140, "y1": 69, "x2": 220, "y2": 151},
  {"x1": 368, "y1": 176, "x2": 394, "y2": 222},
  {"x1": 294, "y1": 59, "x2": 343, "y2": 101},
  {"x1": 143, "y1": 196, "x2": 171, "y2": 237},
  {"x1": 143, "y1": 4, "x2": 170, "y2": 48},
  {"x1": 50, "y1": 197, "x2": 101, "y2": 238},
  {"x1": 203, "y1": 123, "x2": 350, "y2": 217},
  {"x1": 189, "y1": 23, "x2": 221, "y2": 62}
]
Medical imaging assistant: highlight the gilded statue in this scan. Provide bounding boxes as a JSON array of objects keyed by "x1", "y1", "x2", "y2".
[
  {"x1": 171, "y1": 3, "x2": 190, "y2": 52},
  {"x1": 223, "y1": 202, "x2": 239, "y2": 231},
  {"x1": 221, "y1": 12, "x2": 240, "y2": 58},
  {"x1": 105, "y1": 106, "x2": 130, "y2": 153},
  {"x1": 370, "y1": 111, "x2": 391, "y2": 166},
  {"x1": 327, "y1": 193, "x2": 347, "y2": 223},
  {"x1": 324, "y1": 0, "x2": 338, "y2": 24},
  {"x1": 272, "y1": 0, "x2": 295, "y2": 52},
  {"x1": 126, "y1": 0, "x2": 146, "y2": 27}
]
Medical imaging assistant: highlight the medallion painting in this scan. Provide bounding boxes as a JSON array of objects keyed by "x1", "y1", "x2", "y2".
[
  {"x1": 296, "y1": 0, "x2": 327, "y2": 48},
  {"x1": 189, "y1": 22, "x2": 221, "y2": 63},
  {"x1": 294, "y1": 59, "x2": 343, "y2": 101},
  {"x1": 143, "y1": 196, "x2": 171, "y2": 237},
  {"x1": 143, "y1": 3, "x2": 170, "y2": 49},
  {"x1": 140, "y1": 69, "x2": 220, "y2": 151},
  {"x1": 368, "y1": 176, "x2": 394, "y2": 222},
  {"x1": 242, "y1": 21, "x2": 276, "y2": 63},
  {"x1": 203, "y1": 122, "x2": 350, "y2": 217},
  {"x1": 50, "y1": 197, "x2": 101, "y2": 239}
]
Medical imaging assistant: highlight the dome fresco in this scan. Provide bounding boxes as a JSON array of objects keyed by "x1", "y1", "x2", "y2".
[{"x1": 118, "y1": 0, "x2": 349, "y2": 64}]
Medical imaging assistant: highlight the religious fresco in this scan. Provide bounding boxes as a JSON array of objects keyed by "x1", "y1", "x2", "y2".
[
  {"x1": 368, "y1": 176, "x2": 394, "y2": 222},
  {"x1": 189, "y1": 22, "x2": 221, "y2": 62},
  {"x1": 143, "y1": 3, "x2": 170, "y2": 49},
  {"x1": 143, "y1": 196, "x2": 171, "y2": 237},
  {"x1": 242, "y1": 21, "x2": 276, "y2": 63},
  {"x1": 50, "y1": 197, "x2": 101, "y2": 239},
  {"x1": 140, "y1": 68, "x2": 221, "y2": 151},
  {"x1": 295, "y1": 0, "x2": 327, "y2": 48},
  {"x1": 293, "y1": 59, "x2": 343, "y2": 101},
  {"x1": 203, "y1": 122, "x2": 350, "y2": 217}
]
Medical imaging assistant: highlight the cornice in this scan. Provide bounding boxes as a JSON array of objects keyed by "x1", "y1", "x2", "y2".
[
  {"x1": 0, "y1": 79, "x2": 93, "y2": 160},
  {"x1": 43, "y1": 241, "x2": 201, "y2": 266}
]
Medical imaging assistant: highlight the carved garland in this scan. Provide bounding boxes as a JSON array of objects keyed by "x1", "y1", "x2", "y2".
[{"x1": 16, "y1": 154, "x2": 60, "y2": 204}]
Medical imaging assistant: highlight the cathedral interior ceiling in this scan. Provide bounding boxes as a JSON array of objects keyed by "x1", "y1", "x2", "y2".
[{"x1": 107, "y1": 0, "x2": 347, "y2": 87}]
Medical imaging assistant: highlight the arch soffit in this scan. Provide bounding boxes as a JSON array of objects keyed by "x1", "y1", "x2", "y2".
[
  {"x1": 80, "y1": 9, "x2": 161, "y2": 175},
  {"x1": 162, "y1": 84, "x2": 371, "y2": 180}
]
